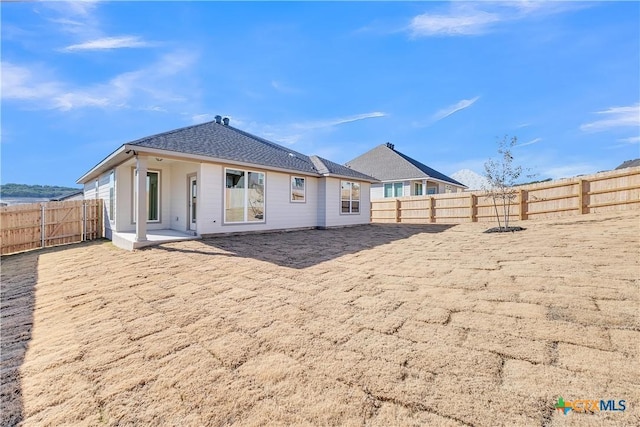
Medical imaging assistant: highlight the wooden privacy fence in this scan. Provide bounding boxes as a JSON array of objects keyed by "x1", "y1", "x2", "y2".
[
  {"x1": 371, "y1": 167, "x2": 640, "y2": 224},
  {"x1": 0, "y1": 199, "x2": 103, "y2": 255}
]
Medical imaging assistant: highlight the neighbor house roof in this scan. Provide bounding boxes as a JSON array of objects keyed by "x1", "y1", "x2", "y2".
[
  {"x1": 345, "y1": 143, "x2": 466, "y2": 187},
  {"x1": 78, "y1": 120, "x2": 377, "y2": 183},
  {"x1": 615, "y1": 158, "x2": 640, "y2": 170}
]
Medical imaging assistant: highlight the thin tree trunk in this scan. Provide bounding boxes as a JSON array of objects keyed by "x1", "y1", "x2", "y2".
[{"x1": 492, "y1": 195, "x2": 501, "y2": 229}]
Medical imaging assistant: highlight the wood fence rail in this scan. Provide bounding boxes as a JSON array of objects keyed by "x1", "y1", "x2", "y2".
[
  {"x1": 0, "y1": 199, "x2": 103, "y2": 255},
  {"x1": 371, "y1": 167, "x2": 640, "y2": 224}
]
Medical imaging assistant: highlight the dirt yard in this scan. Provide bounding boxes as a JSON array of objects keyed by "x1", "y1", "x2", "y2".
[{"x1": 1, "y1": 211, "x2": 639, "y2": 426}]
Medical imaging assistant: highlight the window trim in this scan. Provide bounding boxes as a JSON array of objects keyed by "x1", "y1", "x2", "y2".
[
  {"x1": 340, "y1": 180, "x2": 361, "y2": 215},
  {"x1": 223, "y1": 167, "x2": 266, "y2": 224},
  {"x1": 132, "y1": 168, "x2": 161, "y2": 223},
  {"x1": 414, "y1": 182, "x2": 423, "y2": 196},
  {"x1": 290, "y1": 176, "x2": 306, "y2": 203},
  {"x1": 383, "y1": 182, "x2": 404, "y2": 198}
]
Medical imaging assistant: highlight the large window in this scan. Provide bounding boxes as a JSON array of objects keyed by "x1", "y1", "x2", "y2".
[
  {"x1": 341, "y1": 181, "x2": 360, "y2": 214},
  {"x1": 384, "y1": 182, "x2": 403, "y2": 198},
  {"x1": 133, "y1": 170, "x2": 160, "y2": 222},
  {"x1": 414, "y1": 182, "x2": 423, "y2": 196},
  {"x1": 291, "y1": 176, "x2": 305, "y2": 202},
  {"x1": 225, "y1": 168, "x2": 265, "y2": 223},
  {"x1": 109, "y1": 170, "x2": 115, "y2": 221}
]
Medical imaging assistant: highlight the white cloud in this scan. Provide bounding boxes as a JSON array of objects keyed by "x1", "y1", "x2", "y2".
[
  {"x1": 1, "y1": 62, "x2": 62, "y2": 101},
  {"x1": 271, "y1": 80, "x2": 302, "y2": 94},
  {"x1": 543, "y1": 164, "x2": 597, "y2": 180},
  {"x1": 431, "y1": 96, "x2": 480, "y2": 122},
  {"x1": 63, "y1": 36, "x2": 153, "y2": 51},
  {"x1": 229, "y1": 112, "x2": 386, "y2": 147},
  {"x1": 580, "y1": 104, "x2": 640, "y2": 132},
  {"x1": 1, "y1": 51, "x2": 198, "y2": 111},
  {"x1": 409, "y1": 10, "x2": 500, "y2": 37},
  {"x1": 191, "y1": 113, "x2": 217, "y2": 124},
  {"x1": 618, "y1": 136, "x2": 640, "y2": 144},
  {"x1": 408, "y1": 2, "x2": 586, "y2": 38},
  {"x1": 515, "y1": 137, "x2": 542, "y2": 147},
  {"x1": 292, "y1": 112, "x2": 387, "y2": 131}
]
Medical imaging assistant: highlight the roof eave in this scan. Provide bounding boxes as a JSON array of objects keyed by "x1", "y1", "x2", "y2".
[
  {"x1": 122, "y1": 145, "x2": 323, "y2": 177},
  {"x1": 376, "y1": 177, "x2": 467, "y2": 187},
  {"x1": 321, "y1": 173, "x2": 379, "y2": 183},
  {"x1": 76, "y1": 145, "x2": 130, "y2": 184}
]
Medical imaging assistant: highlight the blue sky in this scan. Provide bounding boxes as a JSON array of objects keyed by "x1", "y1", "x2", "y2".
[{"x1": 2, "y1": 1, "x2": 639, "y2": 187}]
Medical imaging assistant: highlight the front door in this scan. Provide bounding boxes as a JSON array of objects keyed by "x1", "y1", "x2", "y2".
[{"x1": 188, "y1": 176, "x2": 197, "y2": 231}]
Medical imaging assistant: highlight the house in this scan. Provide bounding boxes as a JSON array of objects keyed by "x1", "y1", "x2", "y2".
[
  {"x1": 345, "y1": 143, "x2": 466, "y2": 199},
  {"x1": 615, "y1": 159, "x2": 640, "y2": 170},
  {"x1": 450, "y1": 169, "x2": 489, "y2": 191},
  {"x1": 77, "y1": 116, "x2": 377, "y2": 250},
  {"x1": 50, "y1": 190, "x2": 84, "y2": 202}
]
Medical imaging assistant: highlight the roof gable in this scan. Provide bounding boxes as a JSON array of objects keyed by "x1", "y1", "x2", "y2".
[{"x1": 345, "y1": 144, "x2": 465, "y2": 186}]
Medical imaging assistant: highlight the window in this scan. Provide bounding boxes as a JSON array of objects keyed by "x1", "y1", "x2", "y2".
[
  {"x1": 383, "y1": 182, "x2": 403, "y2": 198},
  {"x1": 427, "y1": 187, "x2": 437, "y2": 195},
  {"x1": 109, "y1": 170, "x2": 115, "y2": 221},
  {"x1": 341, "y1": 181, "x2": 360, "y2": 214},
  {"x1": 225, "y1": 168, "x2": 265, "y2": 223},
  {"x1": 414, "y1": 182, "x2": 423, "y2": 196},
  {"x1": 133, "y1": 170, "x2": 160, "y2": 222},
  {"x1": 291, "y1": 176, "x2": 305, "y2": 202}
]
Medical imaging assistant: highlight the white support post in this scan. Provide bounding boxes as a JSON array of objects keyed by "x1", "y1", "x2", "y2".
[
  {"x1": 422, "y1": 179, "x2": 427, "y2": 196},
  {"x1": 135, "y1": 155, "x2": 148, "y2": 242}
]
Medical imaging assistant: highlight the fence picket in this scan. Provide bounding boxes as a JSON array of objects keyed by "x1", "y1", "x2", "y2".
[
  {"x1": 371, "y1": 167, "x2": 640, "y2": 224},
  {"x1": 1, "y1": 199, "x2": 103, "y2": 255}
]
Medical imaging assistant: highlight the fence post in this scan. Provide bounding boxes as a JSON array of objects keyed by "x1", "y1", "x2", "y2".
[
  {"x1": 429, "y1": 197, "x2": 436, "y2": 223},
  {"x1": 82, "y1": 201, "x2": 86, "y2": 241},
  {"x1": 395, "y1": 199, "x2": 401, "y2": 223},
  {"x1": 519, "y1": 189, "x2": 527, "y2": 220},
  {"x1": 577, "y1": 179, "x2": 585, "y2": 214},
  {"x1": 469, "y1": 194, "x2": 477, "y2": 222},
  {"x1": 40, "y1": 203, "x2": 46, "y2": 248}
]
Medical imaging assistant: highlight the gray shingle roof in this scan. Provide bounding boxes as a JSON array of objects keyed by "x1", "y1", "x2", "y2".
[
  {"x1": 309, "y1": 156, "x2": 377, "y2": 181},
  {"x1": 129, "y1": 120, "x2": 318, "y2": 174},
  {"x1": 126, "y1": 119, "x2": 376, "y2": 181},
  {"x1": 345, "y1": 144, "x2": 465, "y2": 187},
  {"x1": 615, "y1": 158, "x2": 640, "y2": 170}
]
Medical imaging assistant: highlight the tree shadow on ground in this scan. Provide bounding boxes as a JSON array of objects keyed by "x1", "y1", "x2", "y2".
[
  {"x1": 0, "y1": 241, "x2": 105, "y2": 426},
  {"x1": 154, "y1": 224, "x2": 456, "y2": 269}
]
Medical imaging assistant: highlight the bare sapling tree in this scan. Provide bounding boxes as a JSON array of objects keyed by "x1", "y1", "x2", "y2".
[{"x1": 483, "y1": 135, "x2": 523, "y2": 231}]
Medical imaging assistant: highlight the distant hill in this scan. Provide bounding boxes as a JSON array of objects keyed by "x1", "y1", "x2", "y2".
[{"x1": 0, "y1": 183, "x2": 81, "y2": 198}]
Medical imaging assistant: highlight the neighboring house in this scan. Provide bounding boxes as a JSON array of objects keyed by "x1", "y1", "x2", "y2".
[
  {"x1": 50, "y1": 190, "x2": 84, "y2": 202},
  {"x1": 345, "y1": 143, "x2": 466, "y2": 199},
  {"x1": 615, "y1": 159, "x2": 640, "y2": 170},
  {"x1": 450, "y1": 169, "x2": 490, "y2": 191},
  {"x1": 77, "y1": 116, "x2": 377, "y2": 250}
]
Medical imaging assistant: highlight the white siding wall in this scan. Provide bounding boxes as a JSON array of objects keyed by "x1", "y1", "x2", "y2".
[
  {"x1": 321, "y1": 177, "x2": 371, "y2": 228},
  {"x1": 197, "y1": 164, "x2": 320, "y2": 235},
  {"x1": 84, "y1": 171, "x2": 114, "y2": 238},
  {"x1": 169, "y1": 162, "x2": 199, "y2": 232},
  {"x1": 113, "y1": 161, "x2": 172, "y2": 232},
  {"x1": 317, "y1": 179, "x2": 327, "y2": 227},
  {"x1": 370, "y1": 184, "x2": 384, "y2": 200}
]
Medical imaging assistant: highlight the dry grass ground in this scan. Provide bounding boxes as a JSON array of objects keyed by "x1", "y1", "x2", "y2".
[{"x1": 1, "y1": 211, "x2": 639, "y2": 426}]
